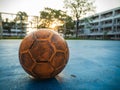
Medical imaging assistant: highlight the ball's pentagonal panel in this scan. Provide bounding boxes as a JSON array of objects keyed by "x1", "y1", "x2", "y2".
[
  {"x1": 30, "y1": 40, "x2": 54, "y2": 63},
  {"x1": 19, "y1": 29, "x2": 69, "y2": 79}
]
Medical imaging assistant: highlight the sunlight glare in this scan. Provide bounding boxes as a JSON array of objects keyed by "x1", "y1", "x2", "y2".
[{"x1": 49, "y1": 19, "x2": 64, "y2": 30}]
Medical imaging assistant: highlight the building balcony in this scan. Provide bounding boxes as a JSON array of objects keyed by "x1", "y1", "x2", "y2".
[
  {"x1": 101, "y1": 24, "x2": 113, "y2": 27},
  {"x1": 89, "y1": 32, "x2": 103, "y2": 35},
  {"x1": 92, "y1": 19, "x2": 100, "y2": 22},
  {"x1": 114, "y1": 14, "x2": 120, "y2": 18},
  {"x1": 113, "y1": 23, "x2": 120, "y2": 26},
  {"x1": 100, "y1": 16, "x2": 113, "y2": 21},
  {"x1": 89, "y1": 30, "x2": 120, "y2": 35},
  {"x1": 91, "y1": 26, "x2": 99, "y2": 29}
]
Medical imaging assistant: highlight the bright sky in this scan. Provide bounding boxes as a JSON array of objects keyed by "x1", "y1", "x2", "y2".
[{"x1": 0, "y1": 0, "x2": 120, "y2": 16}]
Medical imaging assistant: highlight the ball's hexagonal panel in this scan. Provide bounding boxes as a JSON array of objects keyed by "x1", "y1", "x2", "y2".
[
  {"x1": 51, "y1": 34, "x2": 66, "y2": 51},
  {"x1": 51, "y1": 52, "x2": 66, "y2": 69},
  {"x1": 20, "y1": 52, "x2": 35, "y2": 70},
  {"x1": 19, "y1": 33, "x2": 35, "y2": 53},
  {"x1": 32, "y1": 63, "x2": 54, "y2": 78},
  {"x1": 30, "y1": 40, "x2": 54, "y2": 63}
]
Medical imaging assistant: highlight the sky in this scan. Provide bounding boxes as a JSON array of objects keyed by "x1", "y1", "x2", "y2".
[{"x1": 0, "y1": 0, "x2": 120, "y2": 16}]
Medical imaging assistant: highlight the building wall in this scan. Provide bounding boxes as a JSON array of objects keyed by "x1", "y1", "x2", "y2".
[{"x1": 79, "y1": 7, "x2": 120, "y2": 40}]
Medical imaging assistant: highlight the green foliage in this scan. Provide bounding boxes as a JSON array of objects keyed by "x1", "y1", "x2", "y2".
[
  {"x1": 65, "y1": 17, "x2": 74, "y2": 29},
  {"x1": 40, "y1": 7, "x2": 66, "y2": 20},
  {"x1": 39, "y1": 7, "x2": 73, "y2": 29}
]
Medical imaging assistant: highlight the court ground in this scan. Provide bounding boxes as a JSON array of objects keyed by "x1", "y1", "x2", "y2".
[{"x1": 0, "y1": 40, "x2": 120, "y2": 90}]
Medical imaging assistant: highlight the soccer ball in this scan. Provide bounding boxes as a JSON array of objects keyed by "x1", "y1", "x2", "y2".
[{"x1": 19, "y1": 29, "x2": 69, "y2": 79}]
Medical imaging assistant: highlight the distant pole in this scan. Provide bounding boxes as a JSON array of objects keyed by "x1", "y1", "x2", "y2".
[
  {"x1": 36, "y1": 16, "x2": 38, "y2": 30},
  {"x1": 64, "y1": 20, "x2": 66, "y2": 37},
  {"x1": 63, "y1": 17, "x2": 66, "y2": 38},
  {"x1": 76, "y1": 20, "x2": 79, "y2": 38},
  {"x1": 0, "y1": 13, "x2": 3, "y2": 39},
  {"x1": 15, "y1": 20, "x2": 18, "y2": 37},
  {"x1": 115, "y1": 19, "x2": 117, "y2": 39},
  {"x1": 20, "y1": 15, "x2": 23, "y2": 37}
]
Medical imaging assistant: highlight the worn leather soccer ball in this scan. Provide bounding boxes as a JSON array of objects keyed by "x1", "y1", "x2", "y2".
[{"x1": 19, "y1": 29, "x2": 69, "y2": 79}]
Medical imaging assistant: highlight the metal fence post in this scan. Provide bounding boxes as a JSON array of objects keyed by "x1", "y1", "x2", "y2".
[{"x1": 0, "y1": 13, "x2": 3, "y2": 39}]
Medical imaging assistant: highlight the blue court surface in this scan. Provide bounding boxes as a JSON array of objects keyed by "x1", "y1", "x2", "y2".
[{"x1": 0, "y1": 40, "x2": 120, "y2": 90}]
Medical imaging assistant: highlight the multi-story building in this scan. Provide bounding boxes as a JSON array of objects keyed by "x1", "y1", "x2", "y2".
[{"x1": 78, "y1": 7, "x2": 120, "y2": 40}]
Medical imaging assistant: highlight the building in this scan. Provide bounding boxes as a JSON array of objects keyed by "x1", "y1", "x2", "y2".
[{"x1": 78, "y1": 7, "x2": 120, "y2": 40}]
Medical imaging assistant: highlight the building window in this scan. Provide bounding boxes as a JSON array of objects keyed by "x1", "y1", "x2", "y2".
[
  {"x1": 115, "y1": 9, "x2": 120, "y2": 16},
  {"x1": 101, "y1": 12, "x2": 113, "y2": 19},
  {"x1": 114, "y1": 18, "x2": 120, "y2": 25},
  {"x1": 92, "y1": 15, "x2": 99, "y2": 20},
  {"x1": 100, "y1": 19, "x2": 112, "y2": 26}
]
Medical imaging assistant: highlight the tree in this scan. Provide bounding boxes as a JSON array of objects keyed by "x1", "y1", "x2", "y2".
[
  {"x1": 64, "y1": 16, "x2": 74, "y2": 37},
  {"x1": 39, "y1": 8, "x2": 66, "y2": 28},
  {"x1": 15, "y1": 11, "x2": 28, "y2": 23},
  {"x1": 64, "y1": 0, "x2": 95, "y2": 38},
  {"x1": 65, "y1": 16, "x2": 74, "y2": 29},
  {"x1": 14, "y1": 11, "x2": 28, "y2": 36},
  {"x1": 39, "y1": 7, "x2": 73, "y2": 30}
]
